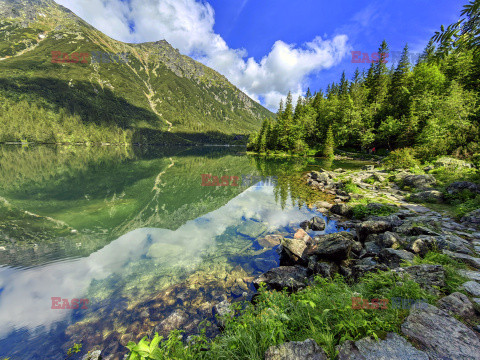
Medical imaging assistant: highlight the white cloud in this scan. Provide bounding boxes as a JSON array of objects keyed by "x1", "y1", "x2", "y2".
[{"x1": 55, "y1": 0, "x2": 349, "y2": 110}]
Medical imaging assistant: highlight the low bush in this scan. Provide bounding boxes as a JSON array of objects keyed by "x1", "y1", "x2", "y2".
[{"x1": 383, "y1": 148, "x2": 420, "y2": 170}]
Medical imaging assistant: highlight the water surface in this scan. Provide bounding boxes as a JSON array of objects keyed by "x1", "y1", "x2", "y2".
[{"x1": 0, "y1": 145, "x2": 365, "y2": 359}]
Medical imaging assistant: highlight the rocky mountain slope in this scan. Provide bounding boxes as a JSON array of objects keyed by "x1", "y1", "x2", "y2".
[{"x1": 0, "y1": 0, "x2": 272, "y2": 144}]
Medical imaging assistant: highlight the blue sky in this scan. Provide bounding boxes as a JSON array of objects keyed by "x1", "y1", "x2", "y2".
[{"x1": 55, "y1": 0, "x2": 465, "y2": 110}]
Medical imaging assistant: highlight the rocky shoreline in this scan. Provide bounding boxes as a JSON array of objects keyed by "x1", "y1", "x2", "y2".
[{"x1": 251, "y1": 165, "x2": 480, "y2": 359}]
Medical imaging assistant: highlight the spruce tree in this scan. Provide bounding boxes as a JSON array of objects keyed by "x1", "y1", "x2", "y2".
[{"x1": 322, "y1": 125, "x2": 335, "y2": 159}]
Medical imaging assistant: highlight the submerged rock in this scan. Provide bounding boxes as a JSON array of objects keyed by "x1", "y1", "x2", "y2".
[
  {"x1": 265, "y1": 339, "x2": 328, "y2": 360},
  {"x1": 401, "y1": 304, "x2": 480, "y2": 360},
  {"x1": 337, "y1": 332, "x2": 428, "y2": 360}
]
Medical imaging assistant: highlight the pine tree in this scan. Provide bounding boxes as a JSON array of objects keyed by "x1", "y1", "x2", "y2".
[
  {"x1": 339, "y1": 71, "x2": 349, "y2": 95},
  {"x1": 322, "y1": 125, "x2": 335, "y2": 159},
  {"x1": 418, "y1": 39, "x2": 436, "y2": 64}
]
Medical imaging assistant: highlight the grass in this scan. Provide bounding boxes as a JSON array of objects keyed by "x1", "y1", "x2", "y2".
[{"x1": 351, "y1": 204, "x2": 398, "y2": 220}]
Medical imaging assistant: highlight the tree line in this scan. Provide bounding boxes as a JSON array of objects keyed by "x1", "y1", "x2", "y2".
[{"x1": 248, "y1": 0, "x2": 480, "y2": 161}]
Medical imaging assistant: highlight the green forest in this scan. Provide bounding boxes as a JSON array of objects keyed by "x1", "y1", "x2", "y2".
[{"x1": 248, "y1": 2, "x2": 480, "y2": 161}]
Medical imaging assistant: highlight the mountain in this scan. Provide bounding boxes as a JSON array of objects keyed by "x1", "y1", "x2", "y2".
[{"x1": 0, "y1": 0, "x2": 272, "y2": 144}]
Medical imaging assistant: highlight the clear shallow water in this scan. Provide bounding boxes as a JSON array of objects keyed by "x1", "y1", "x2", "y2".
[{"x1": 0, "y1": 145, "x2": 364, "y2": 359}]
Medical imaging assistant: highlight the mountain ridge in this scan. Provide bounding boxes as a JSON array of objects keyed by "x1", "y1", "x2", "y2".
[{"x1": 0, "y1": 0, "x2": 272, "y2": 144}]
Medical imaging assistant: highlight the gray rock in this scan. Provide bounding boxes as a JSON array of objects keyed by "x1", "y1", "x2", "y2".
[
  {"x1": 310, "y1": 216, "x2": 327, "y2": 231},
  {"x1": 435, "y1": 157, "x2": 474, "y2": 170},
  {"x1": 312, "y1": 232, "x2": 355, "y2": 261},
  {"x1": 330, "y1": 204, "x2": 353, "y2": 218},
  {"x1": 402, "y1": 174, "x2": 436, "y2": 190},
  {"x1": 401, "y1": 304, "x2": 480, "y2": 360},
  {"x1": 392, "y1": 265, "x2": 445, "y2": 295},
  {"x1": 379, "y1": 248, "x2": 414, "y2": 268},
  {"x1": 442, "y1": 250, "x2": 480, "y2": 269},
  {"x1": 82, "y1": 350, "x2": 102, "y2": 360},
  {"x1": 265, "y1": 339, "x2": 328, "y2": 360},
  {"x1": 458, "y1": 269, "x2": 480, "y2": 282},
  {"x1": 253, "y1": 266, "x2": 308, "y2": 292},
  {"x1": 437, "y1": 292, "x2": 475, "y2": 318},
  {"x1": 410, "y1": 190, "x2": 444, "y2": 203},
  {"x1": 337, "y1": 332, "x2": 429, "y2": 360},
  {"x1": 352, "y1": 264, "x2": 389, "y2": 280},
  {"x1": 307, "y1": 259, "x2": 338, "y2": 278},
  {"x1": 377, "y1": 232, "x2": 404, "y2": 249},
  {"x1": 462, "y1": 281, "x2": 480, "y2": 296},
  {"x1": 364, "y1": 241, "x2": 381, "y2": 256},
  {"x1": 357, "y1": 221, "x2": 393, "y2": 242},
  {"x1": 446, "y1": 181, "x2": 480, "y2": 196},
  {"x1": 356, "y1": 257, "x2": 378, "y2": 266},
  {"x1": 461, "y1": 209, "x2": 480, "y2": 226},
  {"x1": 280, "y1": 237, "x2": 308, "y2": 265}
]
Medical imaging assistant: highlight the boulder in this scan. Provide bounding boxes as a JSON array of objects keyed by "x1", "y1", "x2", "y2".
[
  {"x1": 401, "y1": 304, "x2": 480, "y2": 360},
  {"x1": 307, "y1": 259, "x2": 338, "y2": 278},
  {"x1": 446, "y1": 181, "x2": 480, "y2": 196},
  {"x1": 310, "y1": 216, "x2": 327, "y2": 231},
  {"x1": 458, "y1": 269, "x2": 480, "y2": 282},
  {"x1": 352, "y1": 264, "x2": 389, "y2": 280},
  {"x1": 265, "y1": 339, "x2": 328, "y2": 360},
  {"x1": 461, "y1": 209, "x2": 480, "y2": 226},
  {"x1": 253, "y1": 266, "x2": 308, "y2": 292},
  {"x1": 409, "y1": 190, "x2": 444, "y2": 203},
  {"x1": 442, "y1": 250, "x2": 480, "y2": 269},
  {"x1": 280, "y1": 237, "x2": 308, "y2": 265},
  {"x1": 337, "y1": 332, "x2": 428, "y2": 360},
  {"x1": 462, "y1": 281, "x2": 480, "y2": 296},
  {"x1": 402, "y1": 174, "x2": 436, "y2": 190},
  {"x1": 437, "y1": 292, "x2": 475, "y2": 318},
  {"x1": 379, "y1": 249, "x2": 414, "y2": 268},
  {"x1": 392, "y1": 265, "x2": 445, "y2": 295},
  {"x1": 364, "y1": 241, "x2": 381, "y2": 256},
  {"x1": 435, "y1": 157, "x2": 473, "y2": 170},
  {"x1": 377, "y1": 232, "x2": 404, "y2": 249},
  {"x1": 357, "y1": 221, "x2": 393, "y2": 242},
  {"x1": 312, "y1": 232, "x2": 355, "y2": 261},
  {"x1": 330, "y1": 204, "x2": 353, "y2": 218},
  {"x1": 301, "y1": 217, "x2": 327, "y2": 231}
]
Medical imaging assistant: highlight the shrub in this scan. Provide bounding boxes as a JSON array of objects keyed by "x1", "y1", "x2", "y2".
[
  {"x1": 343, "y1": 179, "x2": 360, "y2": 194},
  {"x1": 383, "y1": 148, "x2": 419, "y2": 170}
]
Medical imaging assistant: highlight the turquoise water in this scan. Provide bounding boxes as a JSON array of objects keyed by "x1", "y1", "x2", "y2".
[{"x1": 0, "y1": 145, "x2": 362, "y2": 359}]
